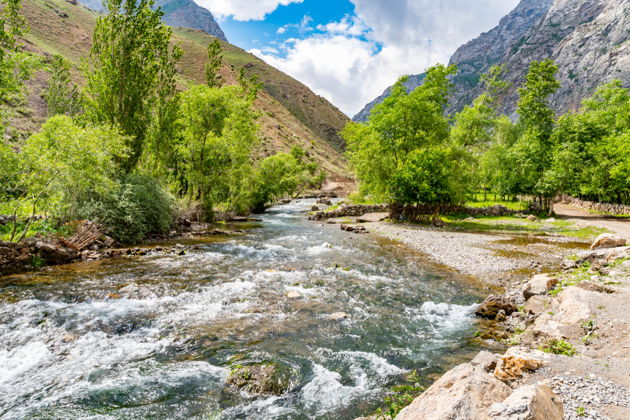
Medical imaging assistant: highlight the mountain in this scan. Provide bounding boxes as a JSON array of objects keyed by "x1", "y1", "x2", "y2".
[
  {"x1": 354, "y1": 0, "x2": 630, "y2": 121},
  {"x1": 78, "y1": 0, "x2": 227, "y2": 41},
  {"x1": 17, "y1": 0, "x2": 350, "y2": 179}
]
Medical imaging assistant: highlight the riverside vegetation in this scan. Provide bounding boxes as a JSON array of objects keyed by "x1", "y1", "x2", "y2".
[
  {"x1": 0, "y1": 0, "x2": 324, "y2": 244},
  {"x1": 343, "y1": 61, "x2": 630, "y2": 215}
]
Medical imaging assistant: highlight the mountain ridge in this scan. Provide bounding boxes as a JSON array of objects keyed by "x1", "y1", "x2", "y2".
[
  {"x1": 354, "y1": 0, "x2": 629, "y2": 122},
  {"x1": 77, "y1": 0, "x2": 228, "y2": 41}
]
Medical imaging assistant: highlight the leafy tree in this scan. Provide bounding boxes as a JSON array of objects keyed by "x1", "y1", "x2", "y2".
[
  {"x1": 43, "y1": 55, "x2": 83, "y2": 117},
  {"x1": 85, "y1": 0, "x2": 182, "y2": 172},
  {"x1": 11, "y1": 116, "x2": 127, "y2": 240},
  {"x1": 389, "y1": 146, "x2": 461, "y2": 206},
  {"x1": 344, "y1": 64, "x2": 456, "y2": 203},
  {"x1": 0, "y1": 0, "x2": 38, "y2": 133},
  {"x1": 176, "y1": 84, "x2": 258, "y2": 214},
  {"x1": 205, "y1": 38, "x2": 222, "y2": 88},
  {"x1": 237, "y1": 67, "x2": 262, "y2": 102}
]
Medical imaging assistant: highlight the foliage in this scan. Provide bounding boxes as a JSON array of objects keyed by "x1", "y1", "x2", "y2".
[
  {"x1": 205, "y1": 38, "x2": 222, "y2": 88},
  {"x1": 85, "y1": 0, "x2": 182, "y2": 172},
  {"x1": 43, "y1": 55, "x2": 83, "y2": 117},
  {"x1": 539, "y1": 339, "x2": 577, "y2": 356},
  {"x1": 344, "y1": 64, "x2": 457, "y2": 203},
  {"x1": 175, "y1": 84, "x2": 258, "y2": 214},
  {"x1": 9, "y1": 116, "x2": 127, "y2": 241},
  {"x1": 376, "y1": 371, "x2": 425, "y2": 419},
  {"x1": 72, "y1": 173, "x2": 174, "y2": 243},
  {"x1": 389, "y1": 147, "x2": 461, "y2": 205},
  {"x1": 248, "y1": 147, "x2": 321, "y2": 213},
  {"x1": 0, "y1": 0, "x2": 38, "y2": 132}
]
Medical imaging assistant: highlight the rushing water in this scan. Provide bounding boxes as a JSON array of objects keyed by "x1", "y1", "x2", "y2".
[{"x1": 0, "y1": 200, "x2": 488, "y2": 419}]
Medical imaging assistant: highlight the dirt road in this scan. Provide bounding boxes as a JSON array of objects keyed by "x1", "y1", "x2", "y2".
[{"x1": 554, "y1": 203, "x2": 630, "y2": 240}]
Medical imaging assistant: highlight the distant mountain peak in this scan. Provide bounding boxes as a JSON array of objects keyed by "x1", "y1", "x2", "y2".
[
  {"x1": 78, "y1": 0, "x2": 227, "y2": 41},
  {"x1": 354, "y1": 0, "x2": 629, "y2": 122}
]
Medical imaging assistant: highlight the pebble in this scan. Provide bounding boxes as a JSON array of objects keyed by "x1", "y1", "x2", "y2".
[{"x1": 548, "y1": 376, "x2": 630, "y2": 420}]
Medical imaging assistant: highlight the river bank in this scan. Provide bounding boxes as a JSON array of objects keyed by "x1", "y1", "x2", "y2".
[{"x1": 337, "y1": 207, "x2": 630, "y2": 419}]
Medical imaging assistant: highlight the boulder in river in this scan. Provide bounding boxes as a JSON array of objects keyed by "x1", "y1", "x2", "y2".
[
  {"x1": 226, "y1": 363, "x2": 291, "y2": 396},
  {"x1": 475, "y1": 295, "x2": 517, "y2": 319}
]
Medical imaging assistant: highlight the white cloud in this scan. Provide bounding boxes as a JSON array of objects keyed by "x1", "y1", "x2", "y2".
[
  {"x1": 251, "y1": 0, "x2": 520, "y2": 116},
  {"x1": 193, "y1": 0, "x2": 303, "y2": 21}
]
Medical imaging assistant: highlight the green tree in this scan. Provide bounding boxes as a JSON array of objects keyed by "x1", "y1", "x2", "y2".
[
  {"x1": 43, "y1": 55, "x2": 83, "y2": 117},
  {"x1": 0, "y1": 0, "x2": 38, "y2": 133},
  {"x1": 343, "y1": 64, "x2": 457, "y2": 203},
  {"x1": 176, "y1": 84, "x2": 258, "y2": 214},
  {"x1": 11, "y1": 116, "x2": 127, "y2": 240},
  {"x1": 85, "y1": 0, "x2": 182, "y2": 172},
  {"x1": 205, "y1": 38, "x2": 222, "y2": 88}
]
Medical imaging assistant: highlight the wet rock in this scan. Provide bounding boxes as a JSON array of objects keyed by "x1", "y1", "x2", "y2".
[
  {"x1": 316, "y1": 198, "x2": 332, "y2": 206},
  {"x1": 522, "y1": 274, "x2": 558, "y2": 300},
  {"x1": 226, "y1": 363, "x2": 291, "y2": 396},
  {"x1": 396, "y1": 362, "x2": 511, "y2": 420},
  {"x1": 590, "y1": 233, "x2": 626, "y2": 250},
  {"x1": 328, "y1": 312, "x2": 349, "y2": 320},
  {"x1": 488, "y1": 384, "x2": 563, "y2": 420},
  {"x1": 340, "y1": 224, "x2": 368, "y2": 234},
  {"x1": 35, "y1": 240, "x2": 77, "y2": 264},
  {"x1": 311, "y1": 206, "x2": 320, "y2": 212},
  {"x1": 494, "y1": 347, "x2": 545, "y2": 382},
  {"x1": 475, "y1": 295, "x2": 517, "y2": 319}
]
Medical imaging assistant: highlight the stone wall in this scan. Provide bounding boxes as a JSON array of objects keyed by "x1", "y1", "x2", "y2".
[
  {"x1": 308, "y1": 204, "x2": 390, "y2": 220},
  {"x1": 560, "y1": 195, "x2": 630, "y2": 216},
  {"x1": 0, "y1": 239, "x2": 78, "y2": 276},
  {"x1": 390, "y1": 204, "x2": 519, "y2": 222}
]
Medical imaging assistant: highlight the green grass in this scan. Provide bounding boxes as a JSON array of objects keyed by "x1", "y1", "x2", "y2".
[
  {"x1": 0, "y1": 219, "x2": 74, "y2": 242},
  {"x1": 442, "y1": 215, "x2": 608, "y2": 240},
  {"x1": 539, "y1": 339, "x2": 577, "y2": 356},
  {"x1": 464, "y1": 194, "x2": 527, "y2": 211},
  {"x1": 550, "y1": 262, "x2": 592, "y2": 296}
]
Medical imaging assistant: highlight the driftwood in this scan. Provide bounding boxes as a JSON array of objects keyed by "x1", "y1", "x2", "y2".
[{"x1": 64, "y1": 221, "x2": 103, "y2": 251}]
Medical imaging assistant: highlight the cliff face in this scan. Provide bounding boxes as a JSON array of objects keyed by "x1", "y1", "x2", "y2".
[
  {"x1": 78, "y1": 0, "x2": 227, "y2": 41},
  {"x1": 354, "y1": 0, "x2": 630, "y2": 121}
]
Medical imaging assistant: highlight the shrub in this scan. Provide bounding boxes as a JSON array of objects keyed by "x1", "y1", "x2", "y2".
[
  {"x1": 73, "y1": 174, "x2": 174, "y2": 243},
  {"x1": 539, "y1": 339, "x2": 577, "y2": 356}
]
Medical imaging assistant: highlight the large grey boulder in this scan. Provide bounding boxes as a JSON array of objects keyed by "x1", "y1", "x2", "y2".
[
  {"x1": 395, "y1": 362, "x2": 511, "y2": 420},
  {"x1": 522, "y1": 274, "x2": 558, "y2": 300}
]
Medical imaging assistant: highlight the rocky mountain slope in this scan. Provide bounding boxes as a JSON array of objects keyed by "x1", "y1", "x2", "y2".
[
  {"x1": 17, "y1": 0, "x2": 350, "y2": 179},
  {"x1": 354, "y1": 0, "x2": 629, "y2": 121},
  {"x1": 78, "y1": 0, "x2": 227, "y2": 41}
]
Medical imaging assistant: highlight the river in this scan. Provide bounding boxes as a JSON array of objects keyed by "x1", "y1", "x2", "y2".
[{"x1": 0, "y1": 200, "x2": 488, "y2": 419}]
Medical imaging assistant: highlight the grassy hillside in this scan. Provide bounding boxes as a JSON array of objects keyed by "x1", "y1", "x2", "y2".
[{"x1": 16, "y1": 0, "x2": 350, "y2": 179}]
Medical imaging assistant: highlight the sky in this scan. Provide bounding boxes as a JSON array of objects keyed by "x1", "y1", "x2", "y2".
[{"x1": 193, "y1": 0, "x2": 521, "y2": 117}]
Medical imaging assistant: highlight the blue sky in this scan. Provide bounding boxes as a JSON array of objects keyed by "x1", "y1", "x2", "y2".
[{"x1": 194, "y1": 0, "x2": 520, "y2": 116}]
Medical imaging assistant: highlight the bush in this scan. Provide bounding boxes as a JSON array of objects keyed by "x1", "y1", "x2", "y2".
[
  {"x1": 389, "y1": 147, "x2": 462, "y2": 206},
  {"x1": 539, "y1": 339, "x2": 577, "y2": 356},
  {"x1": 73, "y1": 174, "x2": 174, "y2": 243}
]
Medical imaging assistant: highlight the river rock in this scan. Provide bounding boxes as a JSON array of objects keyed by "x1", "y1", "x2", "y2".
[
  {"x1": 226, "y1": 363, "x2": 290, "y2": 396},
  {"x1": 395, "y1": 362, "x2": 511, "y2": 420},
  {"x1": 488, "y1": 384, "x2": 563, "y2": 420},
  {"x1": 527, "y1": 215, "x2": 538, "y2": 222},
  {"x1": 311, "y1": 206, "x2": 320, "y2": 212},
  {"x1": 286, "y1": 290, "x2": 302, "y2": 299},
  {"x1": 590, "y1": 233, "x2": 627, "y2": 250},
  {"x1": 525, "y1": 295, "x2": 549, "y2": 316},
  {"x1": 475, "y1": 295, "x2": 517, "y2": 319},
  {"x1": 35, "y1": 240, "x2": 77, "y2": 264},
  {"x1": 340, "y1": 224, "x2": 368, "y2": 234},
  {"x1": 522, "y1": 274, "x2": 558, "y2": 300},
  {"x1": 494, "y1": 347, "x2": 544, "y2": 382},
  {"x1": 470, "y1": 351, "x2": 498, "y2": 372}
]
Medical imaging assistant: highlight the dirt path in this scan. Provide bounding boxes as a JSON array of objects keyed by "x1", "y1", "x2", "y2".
[{"x1": 554, "y1": 204, "x2": 630, "y2": 240}]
